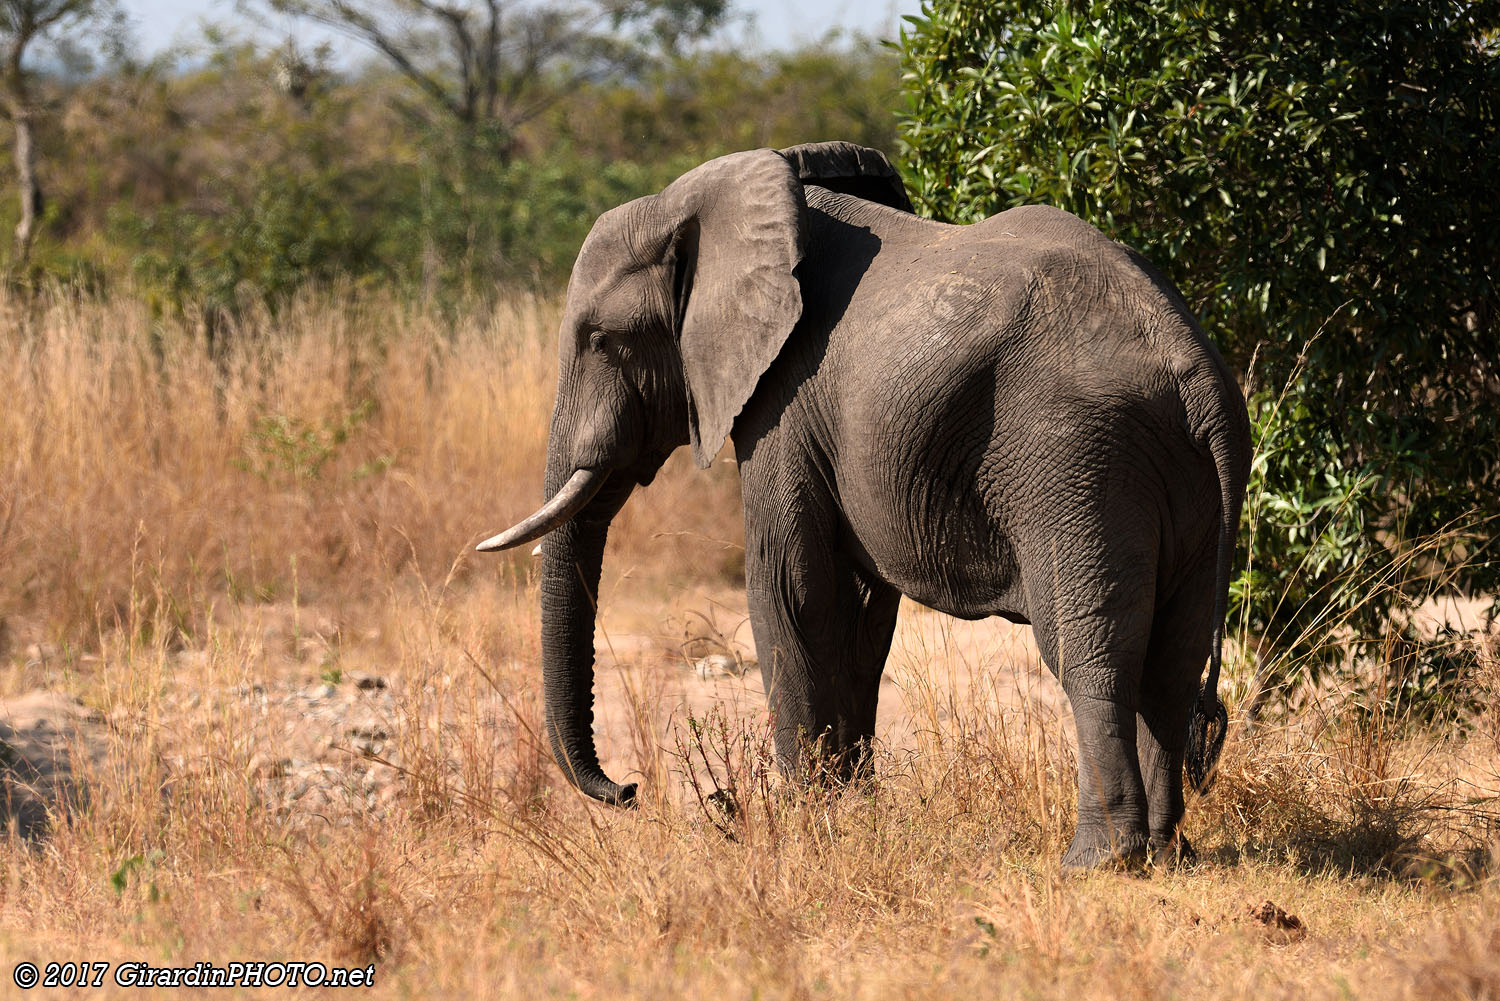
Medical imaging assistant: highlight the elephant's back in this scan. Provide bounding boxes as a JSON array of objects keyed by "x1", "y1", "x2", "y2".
[
  {"x1": 839, "y1": 206, "x2": 1186, "y2": 427},
  {"x1": 809, "y1": 201, "x2": 1219, "y2": 616}
]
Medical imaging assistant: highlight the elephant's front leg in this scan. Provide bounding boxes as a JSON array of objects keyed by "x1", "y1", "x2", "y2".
[{"x1": 742, "y1": 507, "x2": 900, "y2": 783}]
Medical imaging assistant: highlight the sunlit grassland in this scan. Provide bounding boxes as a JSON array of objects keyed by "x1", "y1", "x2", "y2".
[{"x1": 0, "y1": 290, "x2": 1496, "y2": 1000}]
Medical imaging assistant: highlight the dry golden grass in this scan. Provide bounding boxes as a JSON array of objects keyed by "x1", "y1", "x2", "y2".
[
  {"x1": 0, "y1": 288, "x2": 742, "y2": 660},
  {"x1": 1, "y1": 290, "x2": 1497, "y2": 1000}
]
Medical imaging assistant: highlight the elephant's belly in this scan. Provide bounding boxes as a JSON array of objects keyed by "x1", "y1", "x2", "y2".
[
  {"x1": 884, "y1": 566, "x2": 1031, "y2": 624},
  {"x1": 845, "y1": 507, "x2": 1030, "y2": 623},
  {"x1": 906, "y1": 588, "x2": 1032, "y2": 625}
]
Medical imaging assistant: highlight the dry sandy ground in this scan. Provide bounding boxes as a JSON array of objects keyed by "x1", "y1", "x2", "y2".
[
  {"x1": 0, "y1": 590, "x2": 1072, "y2": 836},
  {"x1": 0, "y1": 586, "x2": 1489, "y2": 837},
  {"x1": 589, "y1": 590, "x2": 1072, "y2": 796}
]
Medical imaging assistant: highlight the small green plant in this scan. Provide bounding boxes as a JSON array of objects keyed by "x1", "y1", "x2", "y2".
[
  {"x1": 109, "y1": 850, "x2": 164, "y2": 902},
  {"x1": 239, "y1": 399, "x2": 375, "y2": 486}
]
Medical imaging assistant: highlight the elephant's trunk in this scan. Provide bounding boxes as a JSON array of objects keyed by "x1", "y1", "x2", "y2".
[
  {"x1": 540, "y1": 513, "x2": 637, "y2": 806},
  {"x1": 535, "y1": 462, "x2": 637, "y2": 806}
]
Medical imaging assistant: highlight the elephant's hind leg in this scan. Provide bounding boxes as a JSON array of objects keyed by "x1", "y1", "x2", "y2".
[
  {"x1": 1136, "y1": 696, "x2": 1194, "y2": 865},
  {"x1": 1137, "y1": 563, "x2": 1218, "y2": 865},
  {"x1": 1028, "y1": 550, "x2": 1157, "y2": 870},
  {"x1": 1062, "y1": 688, "x2": 1152, "y2": 870}
]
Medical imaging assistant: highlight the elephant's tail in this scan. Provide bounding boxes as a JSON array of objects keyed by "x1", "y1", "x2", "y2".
[{"x1": 1184, "y1": 416, "x2": 1246, "y2": 795}]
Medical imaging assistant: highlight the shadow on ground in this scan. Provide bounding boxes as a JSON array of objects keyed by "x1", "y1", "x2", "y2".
[{"x1": 0, "y1": 692, "x2": 106, "y2": 841}]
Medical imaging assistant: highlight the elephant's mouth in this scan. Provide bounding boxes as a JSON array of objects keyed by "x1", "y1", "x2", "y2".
[
  {"x1": 476, "y1": 467, "x2": 609, "y2": 552},
  {"x1": 628, "y1": 447, "x2": 676, "y2": 488}
]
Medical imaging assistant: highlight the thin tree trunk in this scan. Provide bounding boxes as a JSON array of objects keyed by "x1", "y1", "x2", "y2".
[
  {"x1": 11, "y1": 103, "x2": 37, "y2": 265},
  {"x1": 4, "y1": 3, "x2": 92, "y2": 270}
]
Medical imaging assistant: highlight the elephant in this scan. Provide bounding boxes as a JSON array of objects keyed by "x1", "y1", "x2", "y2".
[{"x1": 478, "y1": 141, "x2": 1251, "y2": 869}]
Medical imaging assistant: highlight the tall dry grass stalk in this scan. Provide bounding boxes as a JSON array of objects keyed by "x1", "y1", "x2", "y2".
[{"x1": 0, "y1": 288, "x2": 742, "y2": 658}]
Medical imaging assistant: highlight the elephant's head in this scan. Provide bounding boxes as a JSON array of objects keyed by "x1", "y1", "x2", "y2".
[{"x1": 477, "y1": 149, "x2": 809, "y2": 805}]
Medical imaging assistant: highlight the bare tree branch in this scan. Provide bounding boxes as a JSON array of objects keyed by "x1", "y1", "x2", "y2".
[
  {"x1": 272, "y1": 0, "x2": 468, "y2": 120},
  {"x1": 256, "y1": 0, "x2": 730, "y2": 143},
  {"x1": 479, "y1": 0, "x2": 499, "y2": 120}
]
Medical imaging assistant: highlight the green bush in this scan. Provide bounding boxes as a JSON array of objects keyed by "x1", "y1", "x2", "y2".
[
  {"x1": 386, "y1": 124, "x2": 695, "y2": 297},
  {"x1": 898, "y1": 1, "x2": 1500, "y2": 700},
  {"x1": 116, "y1": 168, "x2": 379, "y2": 320}
]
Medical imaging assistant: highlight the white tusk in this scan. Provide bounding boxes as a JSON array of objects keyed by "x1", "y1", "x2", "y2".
[{"x1": 476, "y1": 468, "x2": 607, "y2": 553}]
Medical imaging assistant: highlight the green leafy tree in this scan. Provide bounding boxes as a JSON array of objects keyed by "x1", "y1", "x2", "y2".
[
  {"x1": 236, "y1": 0, "x2": 735, "y2": 299},
  {"x1": 95, "y1": 45, "x2": 387, "y2": 324},
  {"x1": 899, "y1": 2, "x2": 1500, "y2": 702},
  {"x1": 42, "y1": 28, "x2": 902, "y2": 306}
]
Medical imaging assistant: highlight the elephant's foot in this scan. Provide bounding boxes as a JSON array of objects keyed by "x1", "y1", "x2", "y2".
[
  {"x1": 1061, "y1": 827, "x2": 1151, "y2": 873},
  {"x1": 1149, "y1": 832, "x2": 1196, "y2": 869}
]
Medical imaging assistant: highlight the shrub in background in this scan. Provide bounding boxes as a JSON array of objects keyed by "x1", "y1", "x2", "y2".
[{"x1": 899, "y1": 1, "x2": 1500, "y2": 706}]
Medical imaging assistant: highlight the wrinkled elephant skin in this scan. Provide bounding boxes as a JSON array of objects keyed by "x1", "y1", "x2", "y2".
[{"x1": 482, "y1": 142, "x2": 1252, "y2": 869}]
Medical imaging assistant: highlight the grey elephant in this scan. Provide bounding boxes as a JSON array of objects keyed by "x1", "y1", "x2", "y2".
[{"x1": 479, "y1": 142, "x2": 1251, "y2": 869}]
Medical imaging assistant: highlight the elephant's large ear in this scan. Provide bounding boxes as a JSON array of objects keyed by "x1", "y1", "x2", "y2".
[
  {"x1": 658, "y1": 149, "x2": 807, "y2": 468},
  {"x1": 778, "y1": 141, "x2": 913, "y2": 212}
]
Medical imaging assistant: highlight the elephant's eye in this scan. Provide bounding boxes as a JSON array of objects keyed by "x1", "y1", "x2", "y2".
[{"x1": 588, "y1": 331, "x2": 609, "y2": 355}]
